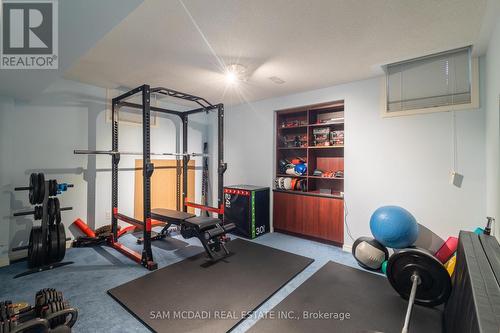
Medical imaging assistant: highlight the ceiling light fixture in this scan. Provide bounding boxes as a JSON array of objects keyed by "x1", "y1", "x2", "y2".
[{"x1": 225, "y1": 63, "x2": 247, "y2": 85}]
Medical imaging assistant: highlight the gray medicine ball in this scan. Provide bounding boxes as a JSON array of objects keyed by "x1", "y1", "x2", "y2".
[{"x1": 352, "y1": 236, "x2": 389, "y2": 271}]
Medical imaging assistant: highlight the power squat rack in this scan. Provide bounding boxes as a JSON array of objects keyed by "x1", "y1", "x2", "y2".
[{"x1": 74, "y1": 85, "x2": 233, "y2": 270}]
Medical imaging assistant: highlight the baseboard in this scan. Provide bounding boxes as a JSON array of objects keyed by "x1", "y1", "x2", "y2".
[
  {"x1": 9, "y1": 250, "x2": 27, "y2": 262},
  {"x1": 273, "y1": 229, "x2": 343, "y2": 247},
  {"x1": 342, "y1": 244, "x2": 352, "y2": 253},
  {"x1": 0, "y1": 256, "x2": 9, "y2": 267}
]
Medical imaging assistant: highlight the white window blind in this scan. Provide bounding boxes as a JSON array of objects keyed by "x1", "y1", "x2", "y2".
[{"x1": 385, "y1": 46, "x2": 472, "y2": 113}]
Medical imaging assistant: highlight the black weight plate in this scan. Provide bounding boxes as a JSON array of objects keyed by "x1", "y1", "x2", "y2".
[
  {"x1": 54, "y1": 198, "x2": 61, "y2": 224},
  {"x1": 36, "y1": 226, "x2": 46, "y2": 267},
  {"x1": 48, "y1": 224, "x2": 59, "y2": 263},
  {"x1": 31, "y1": 227, "x2": 41, "y2": 268},
  {"x1": 47, "y1": 198, "x2": 55, "y2": 225},
  {"x1": 27, "y1": 228, "x2": 35, "y2": 267},
  {"x1": 37, "y1": 173, "x2": 45, "y2": 204},
  {"x1": 35, "y1": 289, "x2": 63, "y2": 315},
  {"x1": 0, "y1": 301, "x2": 5, "y2": 322},
  {"x1": 56, "y1": 223, "x2": 66, "y2": 262},
  {"x1": 48, "y1": 301, "x2": 63, "y2": 328},
  {"x1": 387, "y1": 247, "x2": 452, "y2": 307},
  {"x1": 29, "y1": 173, "x2": 37, "y2": 205},
  {"x1": 33, "y1": 206, "x2": 43, "y2": 220},
  {"x1": 28, "y1": 227, "x2": 43, "y2": 268},
  {"x1": 49, "y1": 180, "x2": 57, "y2": 196}
]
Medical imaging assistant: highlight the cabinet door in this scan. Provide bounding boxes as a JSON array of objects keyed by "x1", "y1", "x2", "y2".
[{"x1": 273, "y1": 191, "x2": 343, "y2": 244}]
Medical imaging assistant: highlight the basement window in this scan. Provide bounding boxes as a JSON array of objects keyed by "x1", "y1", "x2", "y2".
[{"x1": 382, "y1": 46, "x2": 479, "y2": 117}]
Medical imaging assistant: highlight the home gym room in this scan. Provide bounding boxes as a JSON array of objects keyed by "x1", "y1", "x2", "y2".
[{"x1": 0, "y1": 0, "x2": 499, "y2": 332}]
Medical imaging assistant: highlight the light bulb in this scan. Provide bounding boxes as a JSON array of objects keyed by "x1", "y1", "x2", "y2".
[
  {"x1": 224, "y1": 63, "x2": 246, "y2": 85},
  {"x1": 225, "y1": 70, "x2": 238, "y2": 84}
]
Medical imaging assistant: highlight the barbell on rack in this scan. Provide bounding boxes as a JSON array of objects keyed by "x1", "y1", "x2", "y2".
[{"x1": 74, "y1": 149, "x2": 209, "y2": 157}]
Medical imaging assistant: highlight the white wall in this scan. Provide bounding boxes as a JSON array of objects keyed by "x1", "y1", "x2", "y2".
[
  {"x1": 225, "y1": 65, "x2": 486, "y2": 248},
  {"x1": 0, "y1": 79, "x2": 214, "y2": 263},
  {"x1": 485, "y1": 16, "x2": 500, "y2": 240},
  {"x1": 0, "y1": 80, "x2": 92, "y2": 262},
  {"x1": 0, "y1": 96, "x2": 16, "y2": 265}
]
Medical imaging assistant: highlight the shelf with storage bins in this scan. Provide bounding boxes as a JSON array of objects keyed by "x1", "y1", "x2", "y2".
[{"x1": 274, "y1": 101, "x2": 345, "y2": 246}]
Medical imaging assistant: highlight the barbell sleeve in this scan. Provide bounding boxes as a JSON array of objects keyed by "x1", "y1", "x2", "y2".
[
  {"x1": 13, "y1": 206, "x2": 71, "y2": 217},
  {"x1": 402, "y1": 273, "x2": 421, "y2": 333},
  {"x1": 14, "y1": 186, "x2": 31, "y2": 191},
  {"x1": 13, "y1": 210, "x2": 36, "y2": 217}
]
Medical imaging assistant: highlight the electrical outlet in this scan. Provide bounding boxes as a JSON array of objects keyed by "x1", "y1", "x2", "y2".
[{"x1": 105, "y1": 211, "x2": 111, "y2": 220}]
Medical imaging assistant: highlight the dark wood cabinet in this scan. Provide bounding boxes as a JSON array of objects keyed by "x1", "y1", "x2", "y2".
[
  {"x1": 274, "y1": 101, "x2": 345, "y2": 245},
  {"x1": 273, "y1": 191, "x2": 344, "y2": 245}
]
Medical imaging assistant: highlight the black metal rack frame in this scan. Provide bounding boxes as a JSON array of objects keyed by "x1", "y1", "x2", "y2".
[{"x1": 103, "y1": 84, "x2": 225, "y2": 270}]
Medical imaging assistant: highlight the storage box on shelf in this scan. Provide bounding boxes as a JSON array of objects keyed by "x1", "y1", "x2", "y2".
[{"x1": 274, "y1": 101, "x2": 344, "y2": 245}]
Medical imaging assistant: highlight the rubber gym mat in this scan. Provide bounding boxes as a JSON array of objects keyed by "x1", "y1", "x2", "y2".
[
  {"x1": 249, "y1": 261, "x2": 443, "y2": 333},
  {"x1": 108, "y1": 238, "x2": 314, "y2": 333}
]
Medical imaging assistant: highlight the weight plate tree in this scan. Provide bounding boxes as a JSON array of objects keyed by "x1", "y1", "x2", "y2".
[
  {"x1": 12, "y1": 173, "x2": 74, "y2": 278},
  {"x1": 386, "y1": 247, "x2": 452, "y2": 333}
]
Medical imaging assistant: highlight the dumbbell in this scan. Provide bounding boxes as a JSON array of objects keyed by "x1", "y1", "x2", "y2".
[{"x1": 386, "y1": 248, "x2": 452, "y2": 333}]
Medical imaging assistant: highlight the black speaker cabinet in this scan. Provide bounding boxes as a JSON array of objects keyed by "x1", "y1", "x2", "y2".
[{"x1": 224, "y1": 185, "x2": 270, "y2": 239}]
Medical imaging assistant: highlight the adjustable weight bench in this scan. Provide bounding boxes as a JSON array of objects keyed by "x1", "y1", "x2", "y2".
[{"x1": 149, "y1": 208, "x2": 236, "y2": 260}]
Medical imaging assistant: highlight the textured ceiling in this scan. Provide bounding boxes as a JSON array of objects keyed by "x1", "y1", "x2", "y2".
[
  {"x1": 64, "y1": 0, "x2": 489, "y2": 106},
  {"x1": 0, "y1": 0, "x2": 143, "y2": 101}
]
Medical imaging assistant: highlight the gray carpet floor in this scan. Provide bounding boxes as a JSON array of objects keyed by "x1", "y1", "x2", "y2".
[{"x1": 0, "y1": 230, "x2": 360, "y2": 332}]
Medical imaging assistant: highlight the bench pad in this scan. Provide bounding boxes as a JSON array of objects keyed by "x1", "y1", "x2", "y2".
[
  {"x1": 151, "y1": 208, "x2": 195, "y2": 224},
  {"x1": 184, "y1": 216, "x2": 220, "y2": 230}
]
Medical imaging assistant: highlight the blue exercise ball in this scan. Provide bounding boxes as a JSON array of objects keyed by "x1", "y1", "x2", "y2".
[{"x1": 369, "y1": 206, "x2": 419, "y2": 248}]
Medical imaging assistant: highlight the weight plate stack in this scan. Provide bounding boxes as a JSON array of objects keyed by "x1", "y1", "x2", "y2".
[
  {"x1": 42, "y1": 301, "x2": 69, "y2": 328},
  {"x1": 35, "y1": 288, "x2": 63, "y2": 317},
  {"x1": 36, "y1": 173, "x2": 45, "y2": 204},
  {"x1": 0, "y1": 301, "x2": 15, "y2": 333}
]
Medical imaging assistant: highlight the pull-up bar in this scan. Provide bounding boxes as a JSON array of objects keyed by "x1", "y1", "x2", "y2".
[{"x1": 74, "y1": 150, "x2": 208, "y2": 157}]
